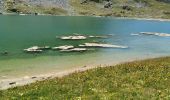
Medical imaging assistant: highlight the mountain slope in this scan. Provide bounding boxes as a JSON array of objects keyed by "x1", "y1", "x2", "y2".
[
  {"x1": 0, "y1": 0, "x2": 170, "y2": 18},
  {"x1": 71, "y1": 0, "x2": 170, "y2": 18}
]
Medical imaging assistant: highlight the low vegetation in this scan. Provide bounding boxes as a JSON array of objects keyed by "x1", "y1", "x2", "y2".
[
  {"x1": 1, "y1": 0, "x2": 170, "y2": 18},
  {"x1": 0, "y1": 57, "x2": 170, "y2": 99},
  {"x1": 71, "y1": 0, "x2": 170, "y2": 19}
]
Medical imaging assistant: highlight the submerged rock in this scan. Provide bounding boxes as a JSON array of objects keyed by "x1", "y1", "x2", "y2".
[
  {"x1": 60, "y1": 48, "x2": 88, "y2": 52},
  {"x1": 24, "y1": 46, "x2": 50, "y2": 53},
  {"x1": 38, "y1": 46, "x2": 51, "y2": 50},
  {"x1": 131, "y1": 33, "x2": 140, "y2": 36},
  {"x1": 88, "y1": 35, "x2": 109, "y2": 38},
  {"x1": 79, "y1": 43, "x2": 128, "y2": 48},
  {"x1": 60, "y1": 35, "x2": 87, "y2": 40},
  {"x1": 52, "y1": 45, "x2": 91, "y2": 52},
  {"x1": 52, "y1": 45, "x2": 74, "y2": 50},
  {"x1": 24, "y1": 46, "x2": 43, "y2": 53},
  {"x1": 58, "y1": 34, "x2": 112, "y2": 40},
  {"x1": 140, "y1": 32, "x2": 170, "y2": 37},
  {"x1": 1, "y1": 51, "x2": 8, "y2": 55}
]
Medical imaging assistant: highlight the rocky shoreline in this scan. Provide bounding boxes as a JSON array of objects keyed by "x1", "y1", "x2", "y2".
[{"x1": 1, "y1": 12, "x2": 170, "y2": 22}]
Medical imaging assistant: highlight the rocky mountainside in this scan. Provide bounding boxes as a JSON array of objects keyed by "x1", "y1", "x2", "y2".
[
  {"x1": 0, "y1": 0, "x2": 71, "y2": 15},
  {"x1": 0, "y1": 0, "x2": 4, "y2": 12},
  {"x1": 0, "y1": 0, "x2": 170, "y2": 19},
  {"x1": 21, "y1": 0, "x2": 70, "y2": 10},
  {"x1": 71, "y1": 0, "x2": 170, "y2": 18}
]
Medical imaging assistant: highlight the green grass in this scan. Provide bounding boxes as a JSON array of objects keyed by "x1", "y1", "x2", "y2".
[{"x1": 0, "y1": 57, "x2": 170, "y2": 99}]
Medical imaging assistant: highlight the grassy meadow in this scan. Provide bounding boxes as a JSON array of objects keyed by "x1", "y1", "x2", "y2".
[{"x1": 0, "y1": 57, "x2": 170, "y2": 99}]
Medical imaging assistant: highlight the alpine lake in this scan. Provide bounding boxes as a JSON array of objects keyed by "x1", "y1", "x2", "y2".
[{"x1": 0, "y1": 15, "x2": 170, "y2": 80}]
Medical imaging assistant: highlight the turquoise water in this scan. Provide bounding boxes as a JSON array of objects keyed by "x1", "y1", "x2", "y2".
[{"x1": 0, "y1": 15, "x2": 170, "y2": 79}]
